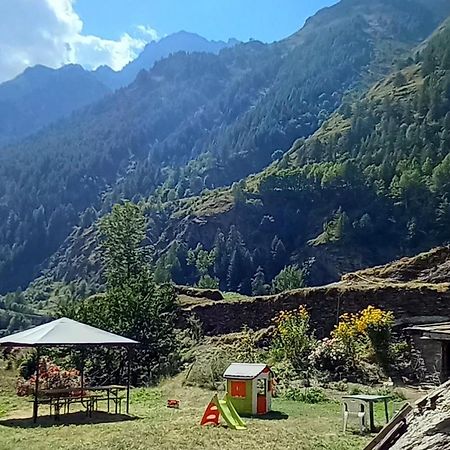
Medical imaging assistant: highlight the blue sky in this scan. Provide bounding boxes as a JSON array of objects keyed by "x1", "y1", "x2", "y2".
[{"x1": 76, "y1": 0, "x2": 339, "y2": 43}]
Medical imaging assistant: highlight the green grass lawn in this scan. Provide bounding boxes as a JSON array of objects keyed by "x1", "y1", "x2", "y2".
[{"x1": 0, "y1": 367, "x2": 399, "y2": 450}]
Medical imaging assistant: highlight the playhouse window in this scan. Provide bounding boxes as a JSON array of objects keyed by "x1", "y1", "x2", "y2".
[
  {"x1": 230, "y1": 381, "x2": 246, "y2": 398},
  {"x1": 257, "y1": 378, "x2": 266, "y2": 395}
]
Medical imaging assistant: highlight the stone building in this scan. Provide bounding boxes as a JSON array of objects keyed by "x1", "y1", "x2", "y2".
[{"x1": 407, "y1": 322, "x2": 450, "y2": 382}]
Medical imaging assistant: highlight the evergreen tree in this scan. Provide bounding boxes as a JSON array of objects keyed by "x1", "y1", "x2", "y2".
[
  {"x1": 251, "y1": 266, "x2": 268, "y2": 296},
  {"x1": 213, "y1": 229, "x2": 228, "y2": 284},
  {"x1": 271, "y1": 235, "x2": 287, "y2": 271},
  {"x1": 64, "y1": 201, "x2": 178, "y2": 385},
  {"x1": 232, "y1": 181, "x2": 246, "y2": 204},
  {"x1": 271, "y1": 265, "x2": 305, "y2": 294},
  {"x1": 99, "y1": 201, "x2": 149, "y2": 288},
  {"x1": 227, "y1": 250, "x2": 241, "y2": 291},
  {"x1": 226, "y1": 225, "x2": 244, "y2": 254},
  {"x1": 197, "y1": 274, "x2": 220, "y2": 289},
  {"x1": 227, "y1": 247, "x2": 253, "y2": 293}
]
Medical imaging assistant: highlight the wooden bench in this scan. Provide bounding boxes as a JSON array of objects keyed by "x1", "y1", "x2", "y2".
[
  {"x1": 90, "y1": 395, "x2": 123, "y2": 414},
  {"x1": 32, "y1": 393, "x2": 102, "y2": 419}
]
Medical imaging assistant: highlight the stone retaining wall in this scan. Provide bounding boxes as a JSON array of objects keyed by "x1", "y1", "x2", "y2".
[{"x1": 181, "y1": 283, "x2": 450, "y2": 337}]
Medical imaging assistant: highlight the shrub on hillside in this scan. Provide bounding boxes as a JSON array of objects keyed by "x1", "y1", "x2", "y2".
[
  {"x1": 196, "y1": 275, "x2": 220, "y2": 289},
  {"x1": 271, "y1": 306, "x2": 316, "y2": 371},
  {"x1": 271, "y1": 265, "x2": 305, "y2": 294},
  {"x1": 309, "y1": 337, "x2": 353, "y2": 377},
  {"x1": 332, "y1": 306, "x2": 394, "y2": 368},
  {"x1": 184, "y1": 349, "x2": 232, "y2": 390},
  {"x1": 233, "y1": 326, "x2": 265, "y2": 363}
]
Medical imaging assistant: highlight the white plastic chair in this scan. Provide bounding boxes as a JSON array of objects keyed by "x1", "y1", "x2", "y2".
[{"x1": 342, "y1": 399, "x2": 367, "y2": 434}]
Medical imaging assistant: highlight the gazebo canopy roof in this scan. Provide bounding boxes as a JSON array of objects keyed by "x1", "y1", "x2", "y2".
[{"x1": 0, "y1": 317, "x2": 139, "y2": 347}]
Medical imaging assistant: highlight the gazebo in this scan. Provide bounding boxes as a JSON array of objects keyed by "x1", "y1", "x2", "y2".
[{"x1": 0, "y1": 317, "x2": 139, "y2": 422}]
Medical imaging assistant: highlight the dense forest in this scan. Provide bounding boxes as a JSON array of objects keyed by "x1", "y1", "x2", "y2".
[
  {"x1": 1, "y1": 0, "x2": 448, "y2": 297},
  {"x1": 37, "y1": 14, "x2": 450, "y2": 300},
  {"x1": 144, "y1": 18, "x2": 450, "y2": 293}
]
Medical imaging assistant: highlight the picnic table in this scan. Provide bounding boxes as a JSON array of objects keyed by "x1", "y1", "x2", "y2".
[
  {"x1": 38, "y1": 385, "x2": 127, "y2": 419},
  {"x1": 87, "y1": 385, "x2": 127, "y2": 413},
  {"x1": 342, "y1": 394, "x2": 391, "y2": 432}
]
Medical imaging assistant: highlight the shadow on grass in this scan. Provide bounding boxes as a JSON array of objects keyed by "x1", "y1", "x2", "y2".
[
  {"x1": 254, "y1": 410, "x2": 289, "y2": 421},
  {"x1": 0, "y1": 411, "x2": 137, "y2": 429}
]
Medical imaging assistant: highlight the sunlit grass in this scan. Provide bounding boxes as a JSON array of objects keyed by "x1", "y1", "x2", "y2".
[{"x1": 0, "y1": 369, "x2": 378, "y2": 450}]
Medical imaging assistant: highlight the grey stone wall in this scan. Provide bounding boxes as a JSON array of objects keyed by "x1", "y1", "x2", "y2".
[
  {"x1": 181, "y1": 283, "x2": 450, "y2": 338},
  {"x1": 411, "y1": 335, "x2": 443, "y2": 381}
]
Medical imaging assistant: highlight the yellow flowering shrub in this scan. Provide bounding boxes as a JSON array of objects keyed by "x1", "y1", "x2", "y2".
[
  {"x1": 331, "y1": 306, "x2": 394, "y2": 365},
  {"x1": 356, "y1": 306, "x2": 394, "y2": 334},
  {"x1": 271, "y1": 306, "x2": 316, "y2": 370},
  {"x1": 331, "y1": 313, "x2": 359, "y2": 357}
]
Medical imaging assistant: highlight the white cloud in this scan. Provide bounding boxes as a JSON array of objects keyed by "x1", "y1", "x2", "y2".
[
  {"x1": 70, "y1": 33, "x2": 147, "y2": 71},
  {"x1": 135, "y1": 25, "x2": 159, "y2": 42},
  {"x1": 0, "y1": 0, "x2": 158, "y2": 82}
]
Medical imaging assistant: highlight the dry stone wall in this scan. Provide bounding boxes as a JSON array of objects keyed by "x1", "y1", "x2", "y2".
[{"x1": 181, "y1": 283, "x2": 450, "y2": 337}]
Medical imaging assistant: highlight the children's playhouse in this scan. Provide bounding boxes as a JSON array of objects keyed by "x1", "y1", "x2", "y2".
[{"x1": 223, "y1": 363, "x2": 273, "y2": 415}]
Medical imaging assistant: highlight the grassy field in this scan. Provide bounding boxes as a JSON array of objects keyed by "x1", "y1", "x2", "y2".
[{"x1": 0, "y1": 365, "x2": 411, "y2": 450}]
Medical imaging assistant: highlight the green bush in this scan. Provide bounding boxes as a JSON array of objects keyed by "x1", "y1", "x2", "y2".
[
  {"x1": 233, "y1": 326, "x2": 264, "y2": 363},
  {"x1": 196, "y1": 275, "x2": 220, "y2": 289},
  {"x1": 284, "y1": 387, "x2": 329, "y2": 404},
  {"x1": 184, "y1": 349, "x2": 232, "y2": 390},
  {"x1": 17, "y1": 351, "x2": 37, "y2": 379},
  {"x1": 332, "y1": 380, "x2": 349, "y2": 392},
  {"x1": 375, "y1": 387, "x2": 406, "y2": 402}
]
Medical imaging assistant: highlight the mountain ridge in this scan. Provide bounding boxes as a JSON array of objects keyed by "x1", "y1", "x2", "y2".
[
  {"x1": 153, "y1": 16, "x2": 450, "y2": 291},
  {"x1": 93, "y1": 30, "x2": 239, "y2": 90},
  {"x1": 0, "y1": 64, "x2": 111, "y2": 146},
  {"x1": 0, "y1": 31, "x2": 238, "y2": 147}
]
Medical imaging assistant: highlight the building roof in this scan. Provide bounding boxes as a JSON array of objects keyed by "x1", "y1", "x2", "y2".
[
  {"x1": 0, "y1": 317, "x2": 139, "y2": 347},
  {"x1": 223, "y1": 363, "x2": 270, "y2": 380},
  {"x1": 407, "y1": 321, "x2": 450, "y2": 341}
]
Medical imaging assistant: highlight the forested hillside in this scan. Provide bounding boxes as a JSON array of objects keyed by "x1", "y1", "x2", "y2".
[
  {"x1": 0, "y1": 64, "x2": 110, "y2": 146},
  {"x1": 0, "y1": 0, "x2": 449, "y2": 295},
  {"x1": 145, "y1": 18, "x2": 450, "y2": 293}
]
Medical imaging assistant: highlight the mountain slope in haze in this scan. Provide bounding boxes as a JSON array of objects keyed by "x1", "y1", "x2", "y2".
[
  {"x1": 0, "y1": 32, "x2": 237, "y2": 146},
  {"x1": 0, "y1": 64, "x2": 111, "y2": 146},
  {"x1": 0, "y1": 42, "x2": 278, "y2": 293},
  {"x1": 1, "y1": 0, "x2": 450, "y2": 295},
  {"x1": 94, "y1": 31, "x2": 239, "y2": 90}
]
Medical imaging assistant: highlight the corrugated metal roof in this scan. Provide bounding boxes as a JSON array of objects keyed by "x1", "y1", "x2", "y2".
[
  {"x1": 0, "y1": 317, "x2": 139, "y2": 347},
  {"x1": 407, "y1": 321, "x2": 450, "y2": 341},
  {"x1": 407, "y1": 321, "x2": 450, "y2": 333},
  {"x1": 223, "y1": 363, "x2": 269, "y2": 379}
]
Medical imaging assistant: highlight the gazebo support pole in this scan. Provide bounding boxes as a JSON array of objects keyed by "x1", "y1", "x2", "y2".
[
  {"x1": 80, "y1": 348, "x2": 85, "y2": 399},
  {"x1": 33, "y1": 347, "x2": 40, "y2": 423},
  {"x1": 126, "y1": 347, "x2": 132, "y2": 414}
]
